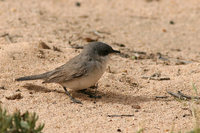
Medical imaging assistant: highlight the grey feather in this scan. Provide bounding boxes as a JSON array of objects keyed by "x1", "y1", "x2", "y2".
[
  {"x1": 43, "y1": 53, "x2": 90, "y2": 83},
  {"x1": 15, "y1": 71, "x2": 52, "y2": 81},
  {"x1": 16, "y1": 52, "x2": 91, "y2": 84}
]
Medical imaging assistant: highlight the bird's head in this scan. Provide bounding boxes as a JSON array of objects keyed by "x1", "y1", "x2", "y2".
[{"x1": 83, "y1": 42, "x2": 120, "y2": 57}]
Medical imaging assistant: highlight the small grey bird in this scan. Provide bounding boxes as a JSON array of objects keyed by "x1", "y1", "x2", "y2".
[{"x1": 16, "y1": 42, "x2": 120, "y2": 104}]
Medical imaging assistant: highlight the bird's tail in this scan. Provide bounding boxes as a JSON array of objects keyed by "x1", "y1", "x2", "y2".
[{"x1": 15, "y1": 72, "x2": 51, "y2": 81}]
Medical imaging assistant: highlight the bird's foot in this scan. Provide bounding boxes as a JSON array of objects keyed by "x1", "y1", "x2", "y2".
[{"x1": 63, "y1": 87, "x2": 82, "y2": 104}]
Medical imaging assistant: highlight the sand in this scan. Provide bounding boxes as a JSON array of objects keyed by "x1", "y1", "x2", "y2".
[{"x1": 1, "y1": 0, "x2": 200, "y2": 132}]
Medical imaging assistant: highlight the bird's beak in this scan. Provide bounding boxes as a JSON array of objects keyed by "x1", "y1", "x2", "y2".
[{"x1": 112, "y1": 50, "x2": 120, "y2": 53}]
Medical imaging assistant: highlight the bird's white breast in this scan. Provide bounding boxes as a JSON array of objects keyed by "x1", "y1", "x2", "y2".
[{"x1": 62, "y1": 56, "x2": 109, "y2": 90}]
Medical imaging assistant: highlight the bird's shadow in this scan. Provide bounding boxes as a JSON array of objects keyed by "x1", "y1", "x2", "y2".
[
  {"x1": 73, "y1": 90, "x2": 153, "y2": 105},
  {"x1": 23, "y1": 83, "x2": 158, "y2": 105},
  {"x1": 23, "y1": 83, "x2": 63, "y2": 93}
]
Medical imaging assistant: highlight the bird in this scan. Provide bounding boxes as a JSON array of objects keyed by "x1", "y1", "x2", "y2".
[{"x1": 16, "y1": 42, "x2": 120, "y2": 104}]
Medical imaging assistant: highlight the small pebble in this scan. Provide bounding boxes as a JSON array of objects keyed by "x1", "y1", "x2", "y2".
[
  {"x1": 183, "y1": 114, "x2": 190, "y2": 117},
  {"x1": 15, "y1": 89, "x2": 21, "y2": 92},
  {"x1": 169, "y1": 20, "x2": 175, "y2": 25},
  {"x1": 119, "y1": 44, "x2": 125, "y2": 47},
  {"x1": 0, "y1": 86, "x2": 5, "y2": 90},
  {"x1": 105, "y1": 84, "x2": 110, "y2": 87},
  {"x1": 162, "y1": 29, "x2": 167, "y2": 32},
  {"x1": 38, "y1": 41, "x2": 51, "y2": 49},
  {"x1": 75, "y1": 2, "x2": 81, "y2": 7},
  {"x1": 117, "y1": 128, "x2": 122, "y2": 132},
  {"x1": 132, "y1": 105, "x2": 141, "y2": 109}
]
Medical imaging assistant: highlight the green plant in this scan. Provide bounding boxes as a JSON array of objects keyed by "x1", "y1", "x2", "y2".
[
  {"x1": 187, "y1": 84, "x2": 200, "y2": 133},
  {"x1": 188, "y1": 107, "x2": 200, "y2": 133},
  {"x1": 136, "y1": 128, "x2": 144, "y2": 133},
  {"x1": 188, "y1": 128, "x2": 200, "y2": 133},
  {"x1": 0, "y1": 106, "x2": 44, "y2": 133}
]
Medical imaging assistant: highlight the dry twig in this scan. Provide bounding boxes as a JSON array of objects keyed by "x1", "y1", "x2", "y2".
[
  {"x1": 142, "y1": 76, "x2": 170, "y2": 81},
  {"x1": 142, "y1": 73, "x2": 170, "y2": 81},
  {"x1": 177, "y1": 91, "x2": 200, "y2": 100},
  {"x1": 155, "y1": 96, "x2": 168, "y2": 99},
  {"x1": 6, "y1": 93, "x2": 23, "y2": 100},
  {"x1": 0, "y1": 33, "x2": 13, "y2": 43},
  {"x1": 107, "y1": 114, "x2": 134, "y2": 117},
  {"x1": 167, "y1": 91, "x2": 200, "y2": 100}
]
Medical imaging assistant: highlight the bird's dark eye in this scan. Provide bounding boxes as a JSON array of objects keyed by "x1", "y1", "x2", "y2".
[
  {"x1": 103, "y1": 50, "x2": 109, "y2": 55},
  {"x1": 98, "y1": 50, "x2": 109, "y2": 56}
]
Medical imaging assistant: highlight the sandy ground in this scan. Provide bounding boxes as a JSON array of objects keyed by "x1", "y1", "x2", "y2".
[{"x1": 1, "y1": 0, "x2": 200, "y2": 132}]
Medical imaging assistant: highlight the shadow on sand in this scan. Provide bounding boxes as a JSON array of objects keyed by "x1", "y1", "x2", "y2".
[{"x1": 23, "y1": 83, "x2": 160, "y2": 105}]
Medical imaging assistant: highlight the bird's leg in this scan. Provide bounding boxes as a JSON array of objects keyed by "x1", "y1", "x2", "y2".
[
  {"x1": 91, "y1": 83, "x2": 101, "y2": 99},
  {"x1": 63, "y1": 87, "x2": 82, "y2": 104}
]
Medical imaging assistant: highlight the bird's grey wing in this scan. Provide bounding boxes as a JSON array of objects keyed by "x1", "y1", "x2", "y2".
[{"x1": 43, "y1": 54, "x2": 89, "y2": 83}]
